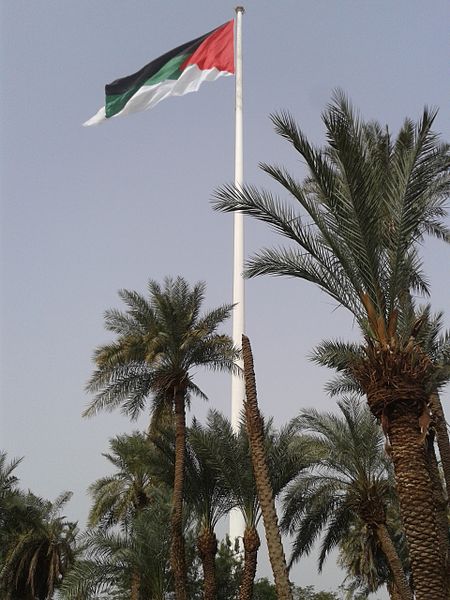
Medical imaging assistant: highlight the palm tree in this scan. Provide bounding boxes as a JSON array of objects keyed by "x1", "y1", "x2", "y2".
[
  {"x1": 151, "y1": 418, "x2": 234, "y2": 600},
  {"x1": 196, "y1": 409, "x2": 305, "y2": 600},
  {"x1": 200, "y1": 410, "x2": 261, "y2": 600},
  {"x1": 61, "y1": 496, "x2": 172, "y2": 600},
  {"x1": 282, "y1": 397, "x2": 411, "y2": 600},
  {"x1": 242, "y1": 335, "x2": 293, "y2": 600},
  {"x1": 337, "y1": 519, "x2": 409, "y2": 600},
  {"x1": 313, "y1": 301, "x2": 450, "y2": 579},
  {"x1": 88, "y1": 432, "x2": 157, "y2": 531},
  {"x1": 85, "y1": 276, "x2": 239, "y2": 600},
  {"x1": 62, "y1": 492, "x2": 205, "y2": 600},
  {"x1": 0, "y1": 491, "x2": 78, "y2": 600},
  {"x1": 87, "y1": 432, "x2": 163, "y2": 599},
  {"x1": 338, "y1": 525, "x2": 394, "y2": 599},
  {"x1": 213, "y1": 93, "x2": 450, "y2": 599}
]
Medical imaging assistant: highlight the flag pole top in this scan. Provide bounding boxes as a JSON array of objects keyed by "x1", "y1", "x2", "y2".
[{"x1": 235, "y1": 6, "x2": 245, "y2": 14}]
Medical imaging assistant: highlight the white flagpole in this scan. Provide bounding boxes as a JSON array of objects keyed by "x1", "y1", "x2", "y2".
[{"x1": 229, "y1": 5, "x2": 246, "y2": 545}]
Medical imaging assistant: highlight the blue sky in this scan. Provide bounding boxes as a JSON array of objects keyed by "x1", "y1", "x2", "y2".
[{"x1": 1, "y1": 1, "x2": 449, "y2": 596}]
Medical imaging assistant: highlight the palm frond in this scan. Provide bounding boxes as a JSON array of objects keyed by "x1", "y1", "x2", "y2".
[{"x1": 213, "y1": 93, "x2": 449, "y2": 341}]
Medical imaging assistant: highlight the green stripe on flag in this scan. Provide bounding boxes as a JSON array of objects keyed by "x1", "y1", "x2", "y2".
[{"x1": 105, "y1": 53, "x2": 189, "y2": 118}]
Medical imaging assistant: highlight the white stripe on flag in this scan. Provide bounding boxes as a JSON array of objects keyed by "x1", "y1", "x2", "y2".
[{"x1": 83, "y1": 64, "x2": 232, "y2": 126}]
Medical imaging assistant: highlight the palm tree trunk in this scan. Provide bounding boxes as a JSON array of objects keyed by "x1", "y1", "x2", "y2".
[
  {"x1": 388, "y1": 404, "x2": 447, "y2": 600},
  {"x1": 429, "y1": 392, "x2": 450, "y2": 498},
  {"x1": 130, "y1": 569, "x2": 140, "y2": 600},
  {"x1": 387, "y1": 581, "x2": 403, "y2": 600},
  {"x1": 375, "y1": 523, "x2": 412, "y2": 600},
  {"x1": 425, "y1": 430, "x2": 450, "y2": 591},
  {"x1": 239, "y1": 525, "x2": 260, "y2": 600},
  {"x1": 197, "y1": 526, "x2": 218, "y2": 600},
  {"x1": 242, "y1": 335, "x2": 293, "y2": 600},
  {"x1": 171, "y1": 389, "x2": 187, "y2": 600}
]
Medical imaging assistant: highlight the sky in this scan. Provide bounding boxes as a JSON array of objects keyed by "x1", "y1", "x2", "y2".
[{"x1": 1, "y1": 1, "x2": 449, "y2": 597}]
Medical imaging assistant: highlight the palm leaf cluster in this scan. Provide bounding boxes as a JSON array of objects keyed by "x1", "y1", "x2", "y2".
[
  {"x1": 61, "y1": 494, "x2": 173, "y2": 600},
  {"x1": 88, "y1": 432, "x2": 157, "y2": 530},
  {"x1": 85, "y1": 277, "x2": 239, "y2": 423},
  {"x1": 0, "y1": 458, "x2": 78, "y2": 600},
  {"x1": 282, "y1": 398, "x2": 392, "y2": 568},
  {"x1": 213, "y1": 91, "x2": 449, "y2": 329},
  {"x1": 281, "y1": 398, "x2": 411, "y2": 600}
]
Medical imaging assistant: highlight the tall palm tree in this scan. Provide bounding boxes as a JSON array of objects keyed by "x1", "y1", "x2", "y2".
[
  {"x1": 242, "y1": 335, "x2": 293, "y2": 600},
  {"x1": 213, "y1": 94, "x2": 450, "y2": 599},
  {"x1": 88, "y1": 432, "x2": 157, "y2": 531},
  {"x1": 85, "y1": 276, "x2": 239, "y2": 600},
  {"x1": 282, "y1": 397, "x2": 412, "y2": 600},
  {"x1": 313, "y1": 301, "x2": 450, "y2": 579}
]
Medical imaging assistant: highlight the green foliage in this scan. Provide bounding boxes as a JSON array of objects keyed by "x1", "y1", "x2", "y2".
[
  {"x1": 215, "y1": 537, "x2": 244, "y2": 600},
  {"x1": 293, "y1": 586, "x2": 340, "y2": 600},
  {"x1": 281, "y1": 397, "x2": 405, "y2": 597},
  {"x1": 152, "y1": 419, "x2": 235, "y2": 534},
  {"x1": 194, "y1": 410, "x2": 308, "y2": 529},
  {"x1": 336, "y1": 515, "x2": 408, "y2": 597},
  {"x1": 213, "y1": 92, "x2": 450, "y2": 337},
  {"x1": 253, "y1": 577, "x2": 278, "y2": 599},
  {"x1": 0, "y1": 478, "x2": 78, "y2": 600},
  {"x1": 88, "y1": 431, "x2": 159, "y2": 529},
  {"x1": 199, "y1": 410, "x2": 259, "y2": 527},
  {"x1": 61, "y1": 495, "x2": 173, "y2": 600},
  {"x1": 249, "y1": 578, "x2": 343, "y2": 600},
  {"x1": 85, "y1": 276, "x2": 239, "y2": 425},
  {"x1": 0, "y1": 451, "x2": 25, "y2": 561}
]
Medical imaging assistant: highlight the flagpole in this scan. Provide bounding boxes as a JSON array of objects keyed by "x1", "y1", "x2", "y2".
[{"x1": 229, "y1": 4, "x2": 246, "y2": 545}]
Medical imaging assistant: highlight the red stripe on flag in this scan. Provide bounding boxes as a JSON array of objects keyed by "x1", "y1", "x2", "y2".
[{"x1": 181, "y1": 20, "x2": 234, "y2": 74}]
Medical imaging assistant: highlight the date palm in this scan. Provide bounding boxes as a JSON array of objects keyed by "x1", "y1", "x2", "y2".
[
  {"x1": 85, "y1": 276, "x2": 239, "y2": 600},
  {"x1": 0, "y1": 451, "x2": 21, "y2": 501},
  {"x1": 242, "y1": 335, "x2": 293, "y2": 600},
  {"x1": 282, "y1": 397, "x2": 411, "y2": 600},
  {"x1": 337, "y1": 519, "x2": 409, "y2": 600},
  {"x1": 0, "y1": 452, "x2": 33, "y2": 599},
  {"x1": 1, "y1": 492, "x2": 77, "y2": 600},
  {"x1": 88, "y1": 432, "x2": 157, "y2": 531},
  {"x1": 61, "y1": 496, "x2": 172, "y2": 600},
  {"x1": 314, "y1": 301, "x2": 450, "y2": 577},
  {"x1": 213, "y1": 93, "x2": 450, "y2": 599},
  {"x1": 87, "y1": 432, "x2": 161, "y2": 598}
]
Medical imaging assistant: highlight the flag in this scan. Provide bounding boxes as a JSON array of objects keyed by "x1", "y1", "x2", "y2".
[{"x1": 83, "y1": 20, "x2": 234, "y2": 126}]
